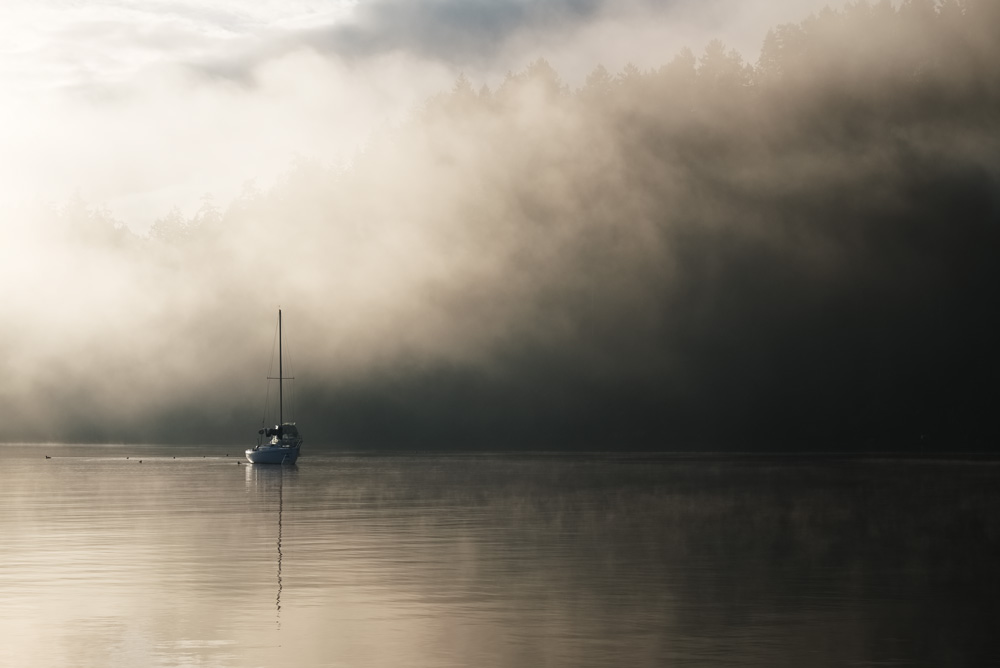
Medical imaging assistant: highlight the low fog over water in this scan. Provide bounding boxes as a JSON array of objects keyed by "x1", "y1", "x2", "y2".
[{"x1": 3, "y1": 1, "x2": 998, "y2": 448}]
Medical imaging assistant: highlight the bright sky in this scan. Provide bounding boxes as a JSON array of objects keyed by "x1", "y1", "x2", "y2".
[
  {"x1": 0, "y1": 1, "x2": 349, "y2": 93},
  {"x1": 0, "y1": 1, "x2": 373, "y2": 227},
  {"x1": 0, "y1": 0, "x2": 834, "y2": 232}
]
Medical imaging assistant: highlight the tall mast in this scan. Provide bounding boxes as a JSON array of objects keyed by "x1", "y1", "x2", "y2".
[{"x1": 278, "y1": 308, "x2": 283, "y2": 426}]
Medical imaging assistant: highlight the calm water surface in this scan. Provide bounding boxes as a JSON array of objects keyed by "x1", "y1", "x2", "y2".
[{"x1": 1, "y1": 447, "x2": 998, "y2": 667}]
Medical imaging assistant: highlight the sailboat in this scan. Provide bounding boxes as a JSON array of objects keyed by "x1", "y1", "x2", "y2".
[{"x1": 246, "y1": 309, "x2": 303, "y2": 465}]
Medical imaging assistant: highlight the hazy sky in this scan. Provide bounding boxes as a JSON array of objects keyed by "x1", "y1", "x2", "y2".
[{"x1": 1, "y1": 0, "x2": 832, "y2": 231}]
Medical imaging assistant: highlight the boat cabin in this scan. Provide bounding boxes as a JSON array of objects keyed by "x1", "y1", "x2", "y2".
[{"x1": 259, "y1": 423, "x2": 300, "y2": 439}]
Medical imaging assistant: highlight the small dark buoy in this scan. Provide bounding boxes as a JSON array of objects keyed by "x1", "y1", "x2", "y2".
[
  {"x1": 126, "y1": 456, "x2": 129, "y2": 460},
  {"x1": 226, "y1": 453, "x2": 229, "y2": 457},
  {"x1": 139, "y1": 460, "x2": 142, "y2": 463}
]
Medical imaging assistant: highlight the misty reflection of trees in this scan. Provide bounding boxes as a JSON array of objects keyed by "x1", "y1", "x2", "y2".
[
  {"x1": 283, "y1": 455, "x2": 1000, "y2": 667},
  {"x1": 17, "y1": 1, "x2": 1000, "y2": 448}
]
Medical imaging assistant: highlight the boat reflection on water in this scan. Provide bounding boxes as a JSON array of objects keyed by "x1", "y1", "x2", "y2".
[{"x1": 246, "y1": 463, "x2": 297, "y2": 630}]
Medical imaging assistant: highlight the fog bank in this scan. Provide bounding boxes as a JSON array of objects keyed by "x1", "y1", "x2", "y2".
[{"x1": 4, "y1": 1, "x2": 999, "y2": 450}]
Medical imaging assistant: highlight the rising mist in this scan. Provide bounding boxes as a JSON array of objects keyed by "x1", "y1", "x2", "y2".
[{"x1": 3, "y1": 0, "x2": 998, "y2": 449}]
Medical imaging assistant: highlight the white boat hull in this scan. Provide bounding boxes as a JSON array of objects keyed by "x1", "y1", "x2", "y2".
[{"x1": 245, "y1": 444, "x2": 300, "y2": 465}]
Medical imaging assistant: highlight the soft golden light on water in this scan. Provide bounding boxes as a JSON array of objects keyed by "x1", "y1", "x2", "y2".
[{"x1": 1, "y1": 447, "x2": 999, "y2": 667}]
